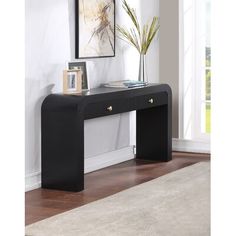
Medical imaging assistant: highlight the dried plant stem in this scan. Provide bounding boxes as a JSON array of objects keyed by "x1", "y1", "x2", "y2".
[{"x1": 116, "y1": 0, "x2": 160, "y2": 55}]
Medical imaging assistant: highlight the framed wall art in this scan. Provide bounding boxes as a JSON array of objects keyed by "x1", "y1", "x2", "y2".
[
  {"x1": 75, "y1": 0, "x2": 115, "y2": 59},
  {"x1": 67, "y1": 61, "x2": 89, "y2": 90}
]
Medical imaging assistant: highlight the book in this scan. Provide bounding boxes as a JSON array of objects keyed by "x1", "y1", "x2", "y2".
[{"x1": 103, "y1": 80, "x2": 148, "y2": 88}]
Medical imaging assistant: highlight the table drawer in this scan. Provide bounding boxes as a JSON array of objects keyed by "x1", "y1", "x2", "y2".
[
  {"x1": 137, "y1": 92, "x2": 168, "y2": 110},
  {"x1": 85, "y1": 98, "x2": 129, "y2": 119}
]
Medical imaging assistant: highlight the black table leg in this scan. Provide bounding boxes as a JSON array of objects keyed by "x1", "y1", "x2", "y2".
[
  {"x1": 41, "y1": 109, "x2": 84, "y2": 192},
  {"x1": 136, "y1": 104, "x2": 172, "y2": 162}
]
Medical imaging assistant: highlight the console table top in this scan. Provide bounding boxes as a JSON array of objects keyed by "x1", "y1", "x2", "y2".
[
  {"x1": 79, "y1": 83, "x2": 166, "y2": 96},
  {"x1": 52, "y1": 83, "x2": 172, "y2": 98},
  {"x1": 42, "y1": 83, "x2": 172, "y2": 114}
]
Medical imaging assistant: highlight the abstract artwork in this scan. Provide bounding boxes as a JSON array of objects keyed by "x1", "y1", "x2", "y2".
[{"x1": 75, "y1": 0, "x2": 115, "y2": 59}]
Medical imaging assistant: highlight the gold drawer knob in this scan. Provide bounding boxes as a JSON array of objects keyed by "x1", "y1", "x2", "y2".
[
  {"x1": 148, "y1": 98, "x2": 154, "y2": 104},
  {"x1": 107, "y1": 106, "x2": 113, "y2": 112}
]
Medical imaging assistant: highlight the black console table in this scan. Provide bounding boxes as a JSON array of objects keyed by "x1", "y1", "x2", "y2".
[{"x1": 41, "y1": 84, "x2": 172, "y2": 192}]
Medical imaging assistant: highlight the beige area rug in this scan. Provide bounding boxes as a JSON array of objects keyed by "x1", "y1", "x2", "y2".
[{"x1": 26, "y1": 162, "x2": 210, "y2": 236}]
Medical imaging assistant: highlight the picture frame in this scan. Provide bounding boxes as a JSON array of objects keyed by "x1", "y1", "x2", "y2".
[
  {"x1": 67, "y1": 61, "x2": 89, "y2": 90},
  {"x1": 63, "y1": 69, "x2": 82, "y2": 94},
  {"x1": 75, "y1": 0, "x2": 116, "y2": 59}
]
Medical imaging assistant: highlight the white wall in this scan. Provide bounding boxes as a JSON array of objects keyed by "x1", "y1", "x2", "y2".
[
  {"x1": 159, "y1": 0, "x2": 179, "y2": 138},
  {"x1": 25, "y1": 0, "x2": 160, "y2": 190},
  {"x1": 140, "y1": 0, "x2": 160, "y2": 83},
  {"x1": 180, "y1": 0, "x2": 194, "y2": 139}
]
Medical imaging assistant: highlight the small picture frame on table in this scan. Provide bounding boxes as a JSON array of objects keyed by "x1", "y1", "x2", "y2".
[
  {"x1": 67, "y1": 62, "x2": 89, "y2": 90},
  {"x1": 63, "y1": 69, "x2": 82, "y2": 94}
]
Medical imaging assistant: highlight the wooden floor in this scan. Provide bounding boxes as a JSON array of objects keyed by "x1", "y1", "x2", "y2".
[{"x1": 25, "y1": 152, "x2": 210, "y2": 225}]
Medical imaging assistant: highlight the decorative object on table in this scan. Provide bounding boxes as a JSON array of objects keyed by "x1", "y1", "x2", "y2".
[
  {"x1": 116, "y1": 0, "x2": 160, "y2": 83},
  {"x1": 103, "y1": 80, "x2": 148, "y2": 88},
  {"x1": 67, "y1": 61, "x2": 89, "y2": 90},
  {"x1": 75, "y1": 0, "x2": 115, "y2": 59},
  {"x1": 63, "y1": 69, "x2": 82, "y2": 94}
]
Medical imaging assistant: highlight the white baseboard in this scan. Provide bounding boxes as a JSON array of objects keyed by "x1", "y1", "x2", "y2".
[
  {"x1": 84, "y1": 146, "x2": 134, "y2": 173},
  {"x1": 25, "y1": 140, "x2": 210, "y2": 192},
  {"x1": 25, "y1": 146, "x2": 135, "y2": 192},
  {"x1": 25, "y1": 171, "x2": 41, "y2": 192},
  {"x1": 172, "y1": 138, "x2": 210, "y2": 154}
]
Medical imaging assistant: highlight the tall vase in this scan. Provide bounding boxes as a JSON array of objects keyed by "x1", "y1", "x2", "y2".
[{"x1": 138, "y1": 53, "x2": 148, "y2": 83}]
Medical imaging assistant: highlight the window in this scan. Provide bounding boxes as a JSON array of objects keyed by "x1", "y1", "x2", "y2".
[
  {"x1": 180, "y1": 0, "x2": 211, "y2": 141},
  {"x1": 204, "y1": 1, "x2": 211, "y2": 134}
]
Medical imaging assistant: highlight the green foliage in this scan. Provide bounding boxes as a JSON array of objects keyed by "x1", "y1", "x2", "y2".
[
  {"x1": 206, "y1": 104, "x2": 211, "y2": 133},
  {"x1": 206, "y1": 47, "x2": 211, "y2": 67},
  {"x1": 206, "y1": 70, "x2": 211, "y2": 100},
  {"x1": 205, "y1": 47, "x2": 211, "y2": 133},
  {"x1": 116, "y1": 0, "x2": 160, "y2": 55}
]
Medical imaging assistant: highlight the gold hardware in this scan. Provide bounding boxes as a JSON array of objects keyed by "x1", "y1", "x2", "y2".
[
  {"x1": 148, "y1": 98, "x2": 154, "y2": 104},
  {"x1": 107, "y1": 106, "x2": 113, "y2": 112}
]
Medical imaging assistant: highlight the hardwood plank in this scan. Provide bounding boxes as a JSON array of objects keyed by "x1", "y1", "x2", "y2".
[{"x1": 25, "y1": 152, "x2": 210, "y2": 225}]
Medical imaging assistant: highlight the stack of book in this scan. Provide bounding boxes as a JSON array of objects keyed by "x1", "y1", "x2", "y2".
[{"x1": 103, "y1": 80, "x2": 148, "y2": 88}]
